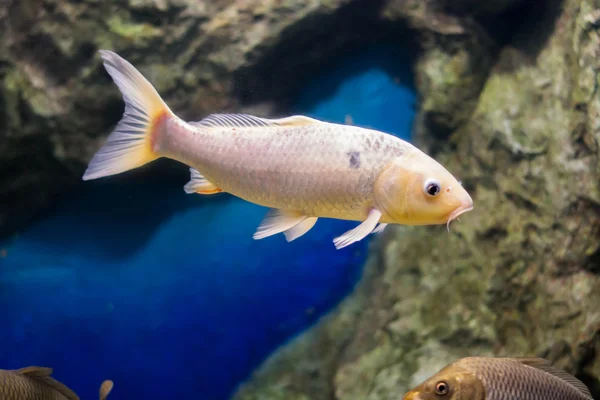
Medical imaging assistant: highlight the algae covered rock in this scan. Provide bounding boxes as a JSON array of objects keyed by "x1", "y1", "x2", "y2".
[{"x1": 233, "y1": 0, "x2": 600, "y2": 399}]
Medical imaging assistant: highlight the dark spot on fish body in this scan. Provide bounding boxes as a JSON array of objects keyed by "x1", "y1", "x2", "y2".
[{"x1": 348, "y1": 151, "x2": 361, "y2": 169}]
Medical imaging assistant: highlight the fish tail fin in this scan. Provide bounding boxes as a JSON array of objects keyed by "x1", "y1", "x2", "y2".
[
  {"x1": 82, "y1": 50, "x2": 174, "y2": 181},
  {"x1": 99, "y1": 380, "x2": 114, "y2": 400}
]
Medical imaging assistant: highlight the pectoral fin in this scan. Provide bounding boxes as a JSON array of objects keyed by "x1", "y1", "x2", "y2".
[
  {"x1": 333, "y1": 209, "x2": 382, "y2": 249},
  {"x1": 253, "y1": 209, "x2": 308, "y2": 240}
]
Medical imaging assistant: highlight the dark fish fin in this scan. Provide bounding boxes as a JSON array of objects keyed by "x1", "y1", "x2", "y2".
[
  {"x1": 189, "y1": 114, "x2": 320, "y2": 129},
  {"x1": 17, "y1": 366, "x2": 53, "y2": 377},
  {"x1": 99, "y1": 380, "x2": 114, "y2": 400},
  {"x1": 514, "y1": 357, "x2": 592, "y2": 398},
  {"x1": 17, "y1": 366, "x2": 80, "y2": 400}
]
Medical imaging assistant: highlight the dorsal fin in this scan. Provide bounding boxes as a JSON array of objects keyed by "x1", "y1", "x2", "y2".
[
  {"x1": 190, "y1": 113, "x2": 274, "y2": 128},
  {"x1": 189, "y1": 114, "x2": 320, "y2": 129},
  {"x1": 17, "y1": 366, "x2": 53, "y2": 377},
  {"x1": 268, "y1": 115, "x2": 321, "y2": 126},
  {"x1": 514, "y1": 357, "x2": 592, "y2": 398},
  {"x1": 17, "y1": 366, "x2": 80, "y2": 400}
]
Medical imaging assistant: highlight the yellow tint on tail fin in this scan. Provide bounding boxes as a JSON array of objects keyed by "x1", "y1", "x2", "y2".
[{"x1": 82, "y1": 50, "x2": 173, "y2": 181}]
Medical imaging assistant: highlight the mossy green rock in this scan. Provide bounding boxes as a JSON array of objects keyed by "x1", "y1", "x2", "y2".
[{"x1": 234, "y1": 0, "x2": 600, "y2": 399}]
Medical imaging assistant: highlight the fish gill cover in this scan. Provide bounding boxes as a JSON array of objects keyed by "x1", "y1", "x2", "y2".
[{"x1": 0, "y1": 44, "x2": 415, "y2": 400}]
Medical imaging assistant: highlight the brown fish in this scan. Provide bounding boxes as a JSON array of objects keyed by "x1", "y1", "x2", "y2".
[
  {"x1": 0, "y1": 366, "x2": 113, "y2": 400},
  {"x1": 403, "y1": 357, "x2": 593, "y2": 400}
]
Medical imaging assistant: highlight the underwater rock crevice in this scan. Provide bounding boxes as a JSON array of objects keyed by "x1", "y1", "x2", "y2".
[
  {"x1": 410, "y1": 24, "x2": 496, "y2": 142},
  {"x1": 231, "y1": 0, "x2": 394, "y2": 107}
]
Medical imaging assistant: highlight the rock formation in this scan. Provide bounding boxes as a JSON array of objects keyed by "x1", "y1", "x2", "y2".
[{"x1": 233, "y1": 0, "x2": 600, "y2": 399}]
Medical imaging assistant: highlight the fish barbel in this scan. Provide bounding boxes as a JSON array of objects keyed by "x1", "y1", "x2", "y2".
[
  {"x1": 0, "y1": 366, "x2": 113, "y2": 400},
  {"x1": 403, "y1": 356, "x2": 593, "y2": 400},
  {"x1": 83, "y1": 50, "x2": 473, "y2": 249}
]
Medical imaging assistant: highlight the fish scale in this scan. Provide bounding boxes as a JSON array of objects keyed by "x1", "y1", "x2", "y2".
[
  {"x1": 1, "y1": 371, "x2": 67, "y2": 400},
  {"x1": 165, "y1": 120, "x2": 410, "y2": 220},
  {"x1": 0, "y1": 367, "x2": 112, "y2": 400},
  {"x1": 460, "y1": 357, "x2": 591, "y2": 400}
]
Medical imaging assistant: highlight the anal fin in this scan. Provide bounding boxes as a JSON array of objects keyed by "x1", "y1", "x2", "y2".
[
  {"x1": 253, "y1": 209, "x2": 308, "y2": 240},
  {"x1": 183, "y1": 167, "x2": 222, "y2": 195},
  {"x1": 333, "y1": 209, "x2": 382, "y2": 250}
]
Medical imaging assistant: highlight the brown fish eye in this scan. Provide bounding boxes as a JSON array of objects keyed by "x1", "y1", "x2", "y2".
[
  {"x1": 425, "y1": 181, "x2": 441, "y2": 196},
  {"x1": 435, "y1": 381, "x2": 449, "y2": 395}
]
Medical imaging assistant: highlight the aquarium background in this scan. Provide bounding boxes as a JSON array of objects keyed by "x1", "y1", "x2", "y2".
[
  {"x1": 3, "y1": 1, "x2": 600, "y2": 399},
  {"x1": 0, "y1": 45, "x2": 416, "y2": 399}
]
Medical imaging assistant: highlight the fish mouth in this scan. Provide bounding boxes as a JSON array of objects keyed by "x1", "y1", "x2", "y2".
[
  {"x1": 446, "y1": 201, "x2": 474, "y2": 232},
  {"x1": 402, "y1": 391, "x2": 420, "y2": 400}
]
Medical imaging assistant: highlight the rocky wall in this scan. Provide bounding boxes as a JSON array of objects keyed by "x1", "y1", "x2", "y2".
[{"x1": 233, "y1": 0, "x2": 600, "y2": 399}]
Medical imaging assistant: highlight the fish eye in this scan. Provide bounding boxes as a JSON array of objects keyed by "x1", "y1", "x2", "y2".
[
  {"x1": 435, "y1": 381, "x2": 449, "y2": 395},
  {"x1": 424, "y1": 179, "x2": 441, "y2": 197}
]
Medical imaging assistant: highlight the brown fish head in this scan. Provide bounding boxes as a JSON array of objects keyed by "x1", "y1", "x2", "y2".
[
  {"x1": 403, "y1": 364, "x2": 485, "y2": 400},
  {"x1": 375, "y1": 152, "x2": 473, "y2": 227}
]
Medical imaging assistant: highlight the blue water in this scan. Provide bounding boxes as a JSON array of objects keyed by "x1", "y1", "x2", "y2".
[{"x1": 0, "y1": 44, "x2": 415, "y2": 400}]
